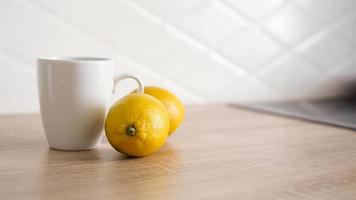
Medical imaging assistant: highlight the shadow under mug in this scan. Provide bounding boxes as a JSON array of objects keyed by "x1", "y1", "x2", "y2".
[{"x1": 37, "y1": 57, "x2": 143, "y2": 150}]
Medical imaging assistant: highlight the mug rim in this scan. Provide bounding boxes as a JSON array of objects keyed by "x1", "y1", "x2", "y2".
[{"x1": 37, "y1": 56, "x2": 112, "y2": 62}]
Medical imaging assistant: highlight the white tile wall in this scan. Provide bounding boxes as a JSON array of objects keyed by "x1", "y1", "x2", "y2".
[{"x1": 1, "y1": 0, "x2": 356, "y2": 113}]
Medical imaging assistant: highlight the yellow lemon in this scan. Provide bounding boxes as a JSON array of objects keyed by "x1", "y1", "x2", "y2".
[
  {"x1": 105, "y1": 93, "x2": 170, "y2": 157},
  {"x1": 136, "y1": 86, "x2": 185, "y2": 135}
]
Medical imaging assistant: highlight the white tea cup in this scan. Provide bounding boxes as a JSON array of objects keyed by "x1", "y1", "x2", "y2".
[{"x1": 37, "y1": 57, "x2": 143, "y2": 150}]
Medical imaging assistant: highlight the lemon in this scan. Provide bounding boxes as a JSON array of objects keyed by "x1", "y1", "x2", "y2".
[
  {"x1": 105, "y1": 93, "x2": 170, "y2": 157},
  {"x1": 137, "y1": 86, "x2": 185, "y2": 135}
]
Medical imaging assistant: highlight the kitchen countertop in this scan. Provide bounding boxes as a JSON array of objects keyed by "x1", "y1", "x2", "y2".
[{"x1": 1, "y1": 104, "x2": 356, "y2": 199}]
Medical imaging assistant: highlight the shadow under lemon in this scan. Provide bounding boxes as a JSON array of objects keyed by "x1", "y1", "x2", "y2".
[{"x1": 37, "y1": 142, "x2": 182, "y2": 199}]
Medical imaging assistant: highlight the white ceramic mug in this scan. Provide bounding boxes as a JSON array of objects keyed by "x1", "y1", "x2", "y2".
[{"x1": 37, "y1": 57, "x2": 143, "y2": 150}]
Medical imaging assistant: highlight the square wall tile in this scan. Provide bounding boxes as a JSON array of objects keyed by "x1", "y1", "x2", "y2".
[
  {"x1": 300, "y1": 33, "x2": 355, "y2": 70},
  {"x1": 223, "y1": 0, "x2": 285, "y2": 19},
  {"x1": 219, "y1": 27, "x2": 283, "y2": 71},
  {"x1": 257, "y1": 55, "x2": 320, "y2": 95},
  {"x1": 262, "y1": 5, "x2": 326, "y2": 45},
  {"x1": 177, "y1": 1, "x2": 246, "y2": 47}
]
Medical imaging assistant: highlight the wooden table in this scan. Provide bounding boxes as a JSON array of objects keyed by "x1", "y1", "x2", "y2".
[{"x1": 1, "y1": 104, "x2": 356, "y2": 199}]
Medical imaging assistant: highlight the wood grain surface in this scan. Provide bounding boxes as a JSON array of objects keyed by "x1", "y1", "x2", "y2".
[{"x1": 1, "y1": 104, "x2": 356, "y2": 200}]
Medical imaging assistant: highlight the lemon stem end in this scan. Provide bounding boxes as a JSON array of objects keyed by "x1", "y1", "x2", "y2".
[{"x1": 126, "y1": 125, "x2": 136, "y2": 136}]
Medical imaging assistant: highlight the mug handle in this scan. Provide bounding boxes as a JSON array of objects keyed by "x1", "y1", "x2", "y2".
[{"x1": 113, "y1": 73, "x2": 144, "y2": 95}]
